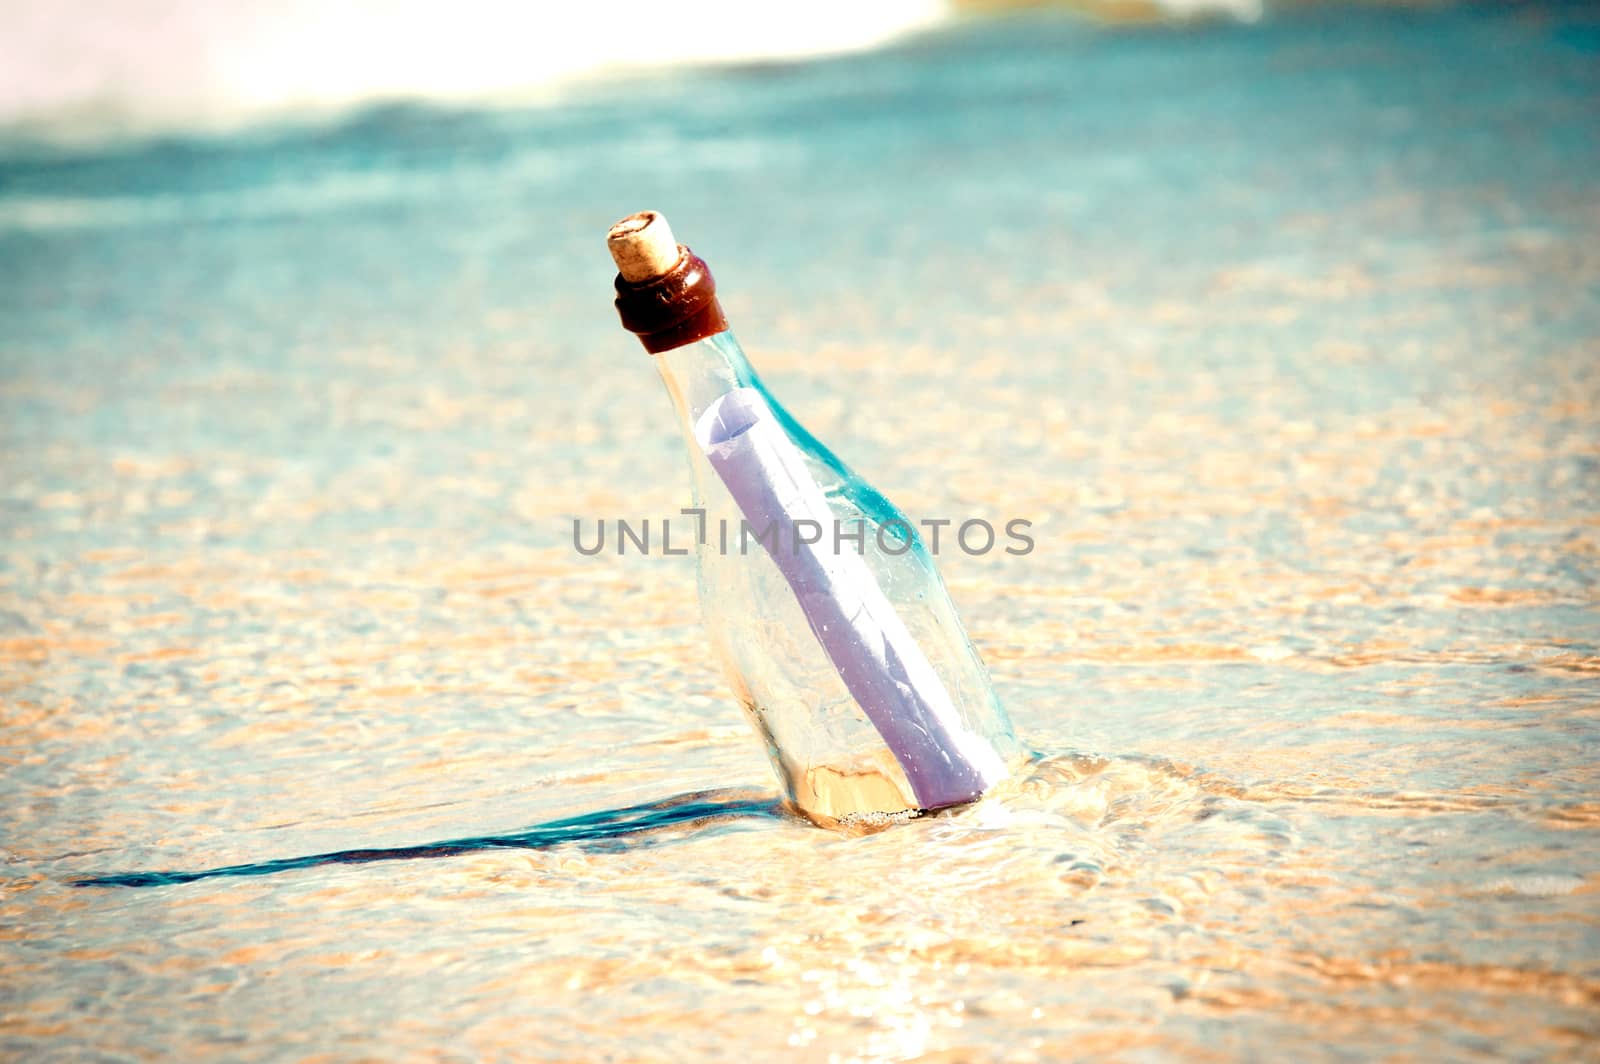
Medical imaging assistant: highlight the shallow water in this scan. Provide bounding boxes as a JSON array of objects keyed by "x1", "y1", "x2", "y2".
[{"x1": 3, "y1": 3, "x2": 1599, "y2": 1060}]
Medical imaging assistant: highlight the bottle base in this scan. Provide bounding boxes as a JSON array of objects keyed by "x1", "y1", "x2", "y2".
[{"x1": 782, "y1": 756, "x2": 989, "y2": 833}]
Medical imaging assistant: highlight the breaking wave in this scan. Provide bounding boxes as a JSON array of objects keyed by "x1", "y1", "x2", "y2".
[{"x1": 1, "y1": 0, "x2": 1264, "y2": 142}]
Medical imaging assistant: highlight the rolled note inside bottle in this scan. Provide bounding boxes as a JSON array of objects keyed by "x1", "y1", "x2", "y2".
[{"x1": 695, "y1": 387, "x2": 1009, "y2": 810}]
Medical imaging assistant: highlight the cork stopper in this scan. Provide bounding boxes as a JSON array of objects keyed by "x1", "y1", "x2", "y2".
[{"x1": 608, "y1": 210, "x2": 682, "y2": 282}]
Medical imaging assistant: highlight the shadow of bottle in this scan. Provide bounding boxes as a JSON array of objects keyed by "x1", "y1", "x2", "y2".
[{"x1": 72, "y1": 788, "x2": 785, "y2": 889}]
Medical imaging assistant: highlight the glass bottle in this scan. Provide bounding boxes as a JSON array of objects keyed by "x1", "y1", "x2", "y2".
[{"x1": 608, "y1": 211, "x2": 1020, "y2": 827}]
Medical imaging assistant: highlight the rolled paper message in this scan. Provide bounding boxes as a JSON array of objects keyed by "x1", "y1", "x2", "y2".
[{"x1": 695, "y1": 387, "x2": 1009, "y2": 809}]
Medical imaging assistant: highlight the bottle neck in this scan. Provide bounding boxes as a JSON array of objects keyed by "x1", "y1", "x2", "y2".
[
  {"x1": 613, "y1": 242, "x2": 749, "y2": 433},
  {"x1": 654, "y1": 331, "x2": 757, "y2": 436}
]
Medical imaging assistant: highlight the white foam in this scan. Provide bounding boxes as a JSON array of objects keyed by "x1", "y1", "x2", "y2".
[{"x1": 0, "y1": 0, "x2": 946, "y2": 138}]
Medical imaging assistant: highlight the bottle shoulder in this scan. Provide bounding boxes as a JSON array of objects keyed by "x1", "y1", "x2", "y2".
[
  {"x1": 751, "y1": 378, "x2": 931, "y2": 560},
  {"x1": 663, "y1": 329, "x2": 933, "y2": 561}
]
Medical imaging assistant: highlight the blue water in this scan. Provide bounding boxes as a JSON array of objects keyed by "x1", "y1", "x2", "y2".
[{"x1": 3, "y1": 3, "x2": 1598, "y2": 1059}]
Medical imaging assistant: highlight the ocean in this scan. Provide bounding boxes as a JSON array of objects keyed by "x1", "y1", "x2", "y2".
[{"x1": 2, "y1": 2, "x2": 1597, "y2": 1059}]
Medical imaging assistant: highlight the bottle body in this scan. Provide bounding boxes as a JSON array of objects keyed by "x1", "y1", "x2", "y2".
[{"x1": 657, "y1": 330, "x2": 1020, "y2": 825}]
